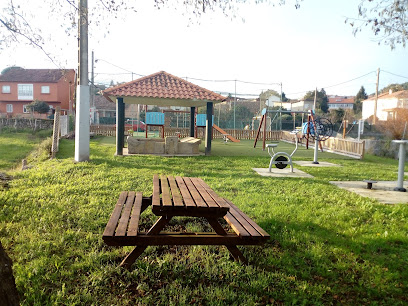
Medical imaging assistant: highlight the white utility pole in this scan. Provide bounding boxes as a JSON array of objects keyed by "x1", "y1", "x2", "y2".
[{"x1": 75, "y1": 0, "x2": 90, "y2": 162}]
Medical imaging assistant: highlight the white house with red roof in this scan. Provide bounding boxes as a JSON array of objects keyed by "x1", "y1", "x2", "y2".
[
  {"x1": 362, "y1": 90, "x2": 408, "y2": 121},
  {"x1": 328, "y1": 95, "x2": 355, "y2": 111}
]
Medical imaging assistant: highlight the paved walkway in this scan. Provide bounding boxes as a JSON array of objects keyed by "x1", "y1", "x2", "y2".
[
  {"x1": 294, "y1": 161, "x2": 340, "y2": 167},
  {"x1": 330, "y1": 181, "x2": 408, "y2": 204},
  {"x1": 253, "y1": 168, "x2": 314, "y2": 178}
]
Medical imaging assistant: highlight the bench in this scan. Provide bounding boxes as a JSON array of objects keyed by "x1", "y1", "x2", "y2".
[
  {"x1": 102, "y1": 176, "x2": 270, "y2": 268},
  {"x1": 223, "y1": 199, "x2": 269, "y2": 241}
]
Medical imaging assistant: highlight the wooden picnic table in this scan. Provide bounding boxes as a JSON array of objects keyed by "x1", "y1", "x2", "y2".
[{"x1": 103, "y1": 175, "x2": 269, "y2": 269}]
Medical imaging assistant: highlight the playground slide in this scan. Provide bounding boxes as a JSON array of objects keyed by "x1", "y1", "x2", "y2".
[{"x1": 213, "y1": 124, "x2": 240, "y2": 143}]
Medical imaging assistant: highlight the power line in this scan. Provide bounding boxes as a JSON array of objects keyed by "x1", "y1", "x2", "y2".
[
  {"x1": 382, "y1": 70, "x2": 408, "y2": 80},
  {"x1": 322, "y1": 71, "x2": 377, "y2": 89},
  {"x1": 286, "y1": 71, "x2": 376, "y2": 96},
  {"x1": 185, "y1": 76, "x2": 280, "y2": 86}
]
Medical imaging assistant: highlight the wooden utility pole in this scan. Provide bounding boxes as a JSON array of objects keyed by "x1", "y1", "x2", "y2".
[
  {"x1": 373, "y1": 68, "x2": 380, "y2": 125},
  {"x1": 313, "y1": 87, "x2": 317, "y2": 111}
]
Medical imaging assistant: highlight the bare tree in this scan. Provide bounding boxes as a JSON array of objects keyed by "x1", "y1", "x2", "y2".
[
  {"x1": 347, "y1": 0, "x2": 408, "y2": 49},
  {"x1": 0, "y1": 0, "x2": 301, "y2": 61}
]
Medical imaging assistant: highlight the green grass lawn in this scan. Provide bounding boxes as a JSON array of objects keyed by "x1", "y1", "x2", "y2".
[
  {"x1": 0, "y1": 129, "x2": 52, "y2": 171},
  {"x1": 1, "y1": 135, "x2": 408, "y2": 304}
]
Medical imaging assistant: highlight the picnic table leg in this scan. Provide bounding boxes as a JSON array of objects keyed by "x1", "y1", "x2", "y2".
[
  {"x1": 206, "y1": 217, "x2": 247, "y2": 263},
  {"x1": 120, "y1": 216, "x2": 172, "y2": 269}
]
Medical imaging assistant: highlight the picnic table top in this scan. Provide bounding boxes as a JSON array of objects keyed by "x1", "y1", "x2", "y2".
[{"x1": 152, "y1": 175, "x2": 230, "y2": 217}]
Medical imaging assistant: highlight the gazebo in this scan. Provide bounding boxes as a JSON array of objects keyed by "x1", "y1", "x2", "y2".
[{"x1": 103, "y1": 71, "x2": 226, "y2": 155}]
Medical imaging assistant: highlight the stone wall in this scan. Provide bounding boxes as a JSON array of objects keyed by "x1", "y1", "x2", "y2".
[
  {"x1": 364, "y1": 139, "x2": 406, "y2": 160},
  {"x1": 0, "y1": 118, "x2": 54, "y2": 130}
]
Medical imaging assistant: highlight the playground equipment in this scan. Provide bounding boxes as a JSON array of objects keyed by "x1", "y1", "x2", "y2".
[
  {"x1": 254, "y1": 108, "x2": 309, "y2": 150},
  {"x1": 145, "y1": 112, "x2": 165, "y2": 138},
  {"x1": 266, "y1": 130, "x2": 300, "y2": 172},
  {"x1": 195, "y1": 114, "x2": 240, "y2": 143}
]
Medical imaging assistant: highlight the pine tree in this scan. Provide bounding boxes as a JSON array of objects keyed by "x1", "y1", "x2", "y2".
[{"x1": 354, "y1": 86, "x2": 368, "y2": 115}]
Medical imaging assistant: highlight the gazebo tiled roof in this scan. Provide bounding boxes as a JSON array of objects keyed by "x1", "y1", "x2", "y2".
[{"x1": 104, "y1": 71, "x2": 226, "y2": 107}]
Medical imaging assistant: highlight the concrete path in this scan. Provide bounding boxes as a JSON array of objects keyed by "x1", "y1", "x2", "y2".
[
  {"x1": 253, "y1": 168, "x2": 314, "y2": 178},
  {"x1": 294, "y1": 161, "x2": 340, "y2": 167},
  {"x1": 330, "y1": 181, "x2": 408, "y2": 204}
]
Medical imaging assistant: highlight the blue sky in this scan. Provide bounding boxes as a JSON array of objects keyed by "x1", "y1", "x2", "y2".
[{"x1": 1, "y1": 0, "x2": 407, "y2": 99}]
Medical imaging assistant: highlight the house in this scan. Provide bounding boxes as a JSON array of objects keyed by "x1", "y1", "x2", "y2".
[
  {"x1": 328, "y1": 95, "x2": 355, "y2": 111},
  {"x1": 362, "y1": 90, "x2": 408, "y2": 121},
  {"x1": 0, "y1": 67, "x2": 76, "y2": 117},
  {"x1": 290, "y1": 99, "x2": 314, "y2": 112},
  {"x1": 90, "y1": 95, "x2": 116, "y2": 124}
]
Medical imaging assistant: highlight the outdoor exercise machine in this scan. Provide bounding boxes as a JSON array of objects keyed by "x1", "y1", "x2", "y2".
[
  {"x1": 302, "y1": 110, "x2": 333, "y2": 164},
  {"x1": 266, "y1": 130, "x2": 300, "y2": 172},
  {"x1": 392, "y1": 140, "x2": 408, "y2": 192}
]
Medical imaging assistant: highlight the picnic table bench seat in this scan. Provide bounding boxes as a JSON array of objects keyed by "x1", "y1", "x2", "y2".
[
  {"x1": 102, "y1": 192, "x2": 269, "y2": 247},
  {"x1": 102, "y1": 175, "x2": 270, "y2": 268}
]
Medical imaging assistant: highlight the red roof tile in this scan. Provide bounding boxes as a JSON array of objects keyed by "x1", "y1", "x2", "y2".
[
  {"x1": 364, "y1": 90, "x2": 408, "y2": 101},
  {"x1": 328, "y1": 96, "x2": 355, "y2": 104},
  {"x1": 103, "y1": 71, "x2": 226, "y2": 102},
  {"x1": 0, "y1": 68, "x2": 75, "y2": 83}
]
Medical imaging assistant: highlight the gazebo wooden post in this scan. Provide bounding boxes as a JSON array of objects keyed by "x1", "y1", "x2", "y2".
[
  {"x1": 116, "y1": 97, "x2": 125, "y2": 156},
  {"x1": 205, "y1": 102, "x2": 213, "y2": 155},
  {"x1": 190, "y1": 107, "x2": 195, "y2": 137}
]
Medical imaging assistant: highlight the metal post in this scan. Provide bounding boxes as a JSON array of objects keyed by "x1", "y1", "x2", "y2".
[
  {"x1": 234, "y1": 80, "x2": 236, "y2": 130},
  {"x1": 74, "y1": 0, "x2": 90, "y2": 162},
  {"x1": 91, "y1": 50, "x2": 94, "y2": 108},
  {"x1": 116, "y1": 97, "x2": 125, "y2": 156},
  {"x1": 280, "y1": 82, "x2": 283, "y2": 131},
  {"x1": 190, "y1": 107, "x2": 195, "y2": 137},
  {"x1": 313, "y1": 140, "x2": 319, "y2": 164},
  {"x1": 393, "y1": 140, "x2": 407, "y2": 192},
  {"x1": 205, "y1": 102, "x2": 213, "y2": 155}
]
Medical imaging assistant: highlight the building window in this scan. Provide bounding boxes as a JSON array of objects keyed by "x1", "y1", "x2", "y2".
[
  {"x1": 18, "y1": 84, "x2": 33, "y2": 100},
  {"x1": 6, "y1": 104, "x2": 13, "y2": 113},
  {"x1": 2, "y1": 85, "x2": 10, "y2": 93},
  {"x1": 41, "y1": 86, "x2": 50, "y2": 94},
  {"x1": 23, "y1": 105, "x2": 30, "y2": 113}
]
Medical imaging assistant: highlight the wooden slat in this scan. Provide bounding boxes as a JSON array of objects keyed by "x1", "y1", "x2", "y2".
[
  {"x1": 175, "y1": 176, "x2": 196, "y2": 208},
  {"x1": 194, "y1": 178, "x2": 230, "y2": 209},
  {"x1": 116, "y1": 192, "x2": 136, "y2": 236},
  {"x1": 167, "y1": 176, "x2": 184, "y2": 208},
  {"x1": 103, "y1": 233, "x2": 267, "y2": 246},
  {"x1": 160, "y1": 175, "x2": 173, "y2": 208},
  {"x1": 224, "y1": 211, "x2": 251, "y2": 237},
  {"x1": 152, "y1": 175, "x2": 161, "y2": 208},
  {"x1": 190, "y1": 178, "x2": 218, "y2": 209},
  {"x1": 183, "y1": 177, "x2": 207, "y2": 208},
  {"x1": 225, "y1": 199, "x2": 270, "y2": 238},
  {"x1": 103, "y1": 191, "x2": 128, "y2": 237},
  {"x1": 127, "y1": 192, "x2": 143, "y2": 236}
]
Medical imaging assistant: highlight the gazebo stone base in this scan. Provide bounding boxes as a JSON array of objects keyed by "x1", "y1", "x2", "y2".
[{"x1": 127, "y1": 136, "x2": 201, "y2": 155}]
